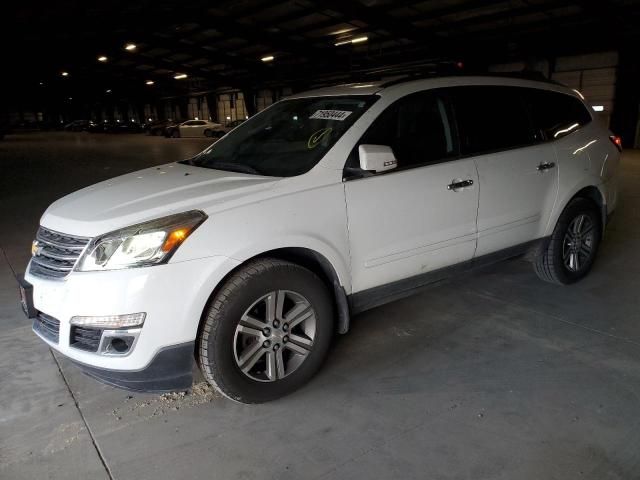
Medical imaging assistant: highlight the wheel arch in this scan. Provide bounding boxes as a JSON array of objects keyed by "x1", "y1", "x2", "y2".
[
  {"x1": 569, "y1": 185, "x2": 606, "y2": 235},
  {"x1": 548, "y1": 183, "x2": 606, "y2": 238},
  {"x1": 196, "y1": 247, "x2": 352, "y2": 348}
]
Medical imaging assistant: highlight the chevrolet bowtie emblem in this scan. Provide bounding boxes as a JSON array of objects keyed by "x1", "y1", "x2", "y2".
[{"x1": 31, "y1": 240, "x2": 41, "y2": 257}]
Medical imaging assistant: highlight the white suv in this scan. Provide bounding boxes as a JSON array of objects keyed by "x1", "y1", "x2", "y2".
[{"x1": 19, "y1": 76, "x2": 621, "y2": 403}]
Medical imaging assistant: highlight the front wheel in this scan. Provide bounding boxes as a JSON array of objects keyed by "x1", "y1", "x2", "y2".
[
  {"x1": 534, "y1": 197, "x2": 602, "y2": 285},
  {"x1": 198, "y1": 259, "x2": 334, "y2": 403}
]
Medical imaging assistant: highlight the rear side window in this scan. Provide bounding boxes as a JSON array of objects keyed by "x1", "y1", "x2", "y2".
[
  {"x1": 523, "y1": 89, "x2": 592, "y2": 140},
  {"x1": 450, "y1": 86, "x2": 536, "y2": 156},
  {"x1": 346, "y1": 90, "x2": 456, "y2": 170}
]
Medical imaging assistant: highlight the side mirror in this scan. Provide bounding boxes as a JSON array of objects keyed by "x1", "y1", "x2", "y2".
[{"x1": 358, "y1": 144, "x2": 397, "y2": 173}]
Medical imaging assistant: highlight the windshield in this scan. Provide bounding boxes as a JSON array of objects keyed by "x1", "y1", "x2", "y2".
[{"x1": 182, "y1": 95, "x2": 378, "y2": 177}]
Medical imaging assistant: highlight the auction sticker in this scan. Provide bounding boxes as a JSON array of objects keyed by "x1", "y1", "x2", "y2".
[{"x1": 309, "y1": 110, "x2": 352, "y2": 121}]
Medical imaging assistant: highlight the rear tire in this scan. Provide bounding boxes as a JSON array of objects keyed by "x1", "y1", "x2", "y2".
[
  {"x1": 204, "y1": 129, "x2": 214, "y2": 138},
  {"x1": 198, "y1": 259, "x2": 334, "y2": 403},
  {"x1": 534, "y1": 197, "x2": 601, "y2": 285},
  {"x1": 171, "y1": 130, "x2": 180, "y2": 138}
]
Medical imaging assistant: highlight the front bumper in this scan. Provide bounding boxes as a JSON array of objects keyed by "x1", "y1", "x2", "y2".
[
  {"x1": 72, "y1": 342, "x2": 195, "y2": 392},
  {"x1": 24, "y1": 255, "x2": 240, "y2": 391}
]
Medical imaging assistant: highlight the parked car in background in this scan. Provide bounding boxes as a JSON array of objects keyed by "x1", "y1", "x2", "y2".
[
  {"x1": 144, "y1": 120, "x2": 177, "y2": 136},
  {"x1": 64, "y1": 120, "x2": 93, "y2": 132},
  {"x1": 20, "y1": 76, "x2": 620, "y2": 404},
  {"x1": 166, "y1": 119, "x2": 225, "y2": 138},
  {"x1": 89, "y1": 120, "x2": 143, "y2": 133}
]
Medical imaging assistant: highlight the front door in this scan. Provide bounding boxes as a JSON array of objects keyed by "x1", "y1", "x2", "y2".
[{"x1": 344, "y1": 90, "x2": 479, "y2": 293}]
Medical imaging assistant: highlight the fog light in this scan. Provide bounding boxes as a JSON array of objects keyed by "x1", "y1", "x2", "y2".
[
  {"x1": 70, "y1": 313, "x2": 145, "y2": 329},
  {"x1": 98, "y1": 329, "x2": 141, "y2": 356},
  {"x1": 106, "y1": 336, "x2": 134, "y2": 354}
]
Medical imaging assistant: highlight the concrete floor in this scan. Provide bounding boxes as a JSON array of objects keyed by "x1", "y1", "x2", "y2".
[{"x1": 1, "y1": 132, "x2": 640, "y2": 480}]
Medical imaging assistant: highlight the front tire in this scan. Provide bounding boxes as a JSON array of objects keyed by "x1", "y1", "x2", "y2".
[
  {"x1": 198, "y1": 259, "x2": 334, "y2": 403},
  {"x1": 534, "y1": 197, "x2": 602, "y2": 285}
]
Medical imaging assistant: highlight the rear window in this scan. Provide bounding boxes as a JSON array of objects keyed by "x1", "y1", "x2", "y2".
[{"x1": 523, "y1": 89, "x2": 592, "y2": 140}]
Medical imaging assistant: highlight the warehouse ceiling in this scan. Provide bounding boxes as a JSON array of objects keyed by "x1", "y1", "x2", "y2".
[{"x1": 3, "y1": 0, "x2": 640, "y2": 104}]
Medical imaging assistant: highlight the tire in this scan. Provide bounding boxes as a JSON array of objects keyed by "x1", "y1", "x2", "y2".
[
  {"x1": 534, "y1": 197, "x2": 602, "y2": 285},
  {"x1": 204, "y1": 129, "x2": 214, "y2": 138},
  {"x1": 171, "y1": 129, "x2": 180, "y2": 138},
  {"x1": 198, "y1": 258, "x2": 334, "y2": 403}
]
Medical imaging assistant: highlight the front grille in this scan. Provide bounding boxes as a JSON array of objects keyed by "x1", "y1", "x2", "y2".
[
  {"x1": 29, "y1": 227, "x2": 90, "y2": 279},
  {"x1": 70, "y1": 326, "x2": 103, "y2": 352},
  {"x1": 33, "y1": 312, "x2": 60, "y2": 343}
]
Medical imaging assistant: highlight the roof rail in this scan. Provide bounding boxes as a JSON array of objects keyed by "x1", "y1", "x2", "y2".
[{"x1": 380, "y1": 69, "x2": 562, "y2": 88}]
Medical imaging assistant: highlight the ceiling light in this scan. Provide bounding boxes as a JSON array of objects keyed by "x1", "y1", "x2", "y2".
[
  {"x1": 98, "y1": 55, "x2": 108, "y2": 62},
  {"x1": 261, "y1": 55, "x2": 274, "y2": 62},
  {"x1": 106, "y1": 89, "x2": 112, "y2": 93},
  {"x1": 173, "y1": 73, "x2": 187, "y2": 79},
  {"x1": 335, "y1": 36, "x2": 368, "y2": 46},
  {"x1": 124, "y1": 43, "x2": 137, "y2": 51},
  {"x1": 592, "y1": 105, "x2": 605, "y2": 112},
  {"x1": 330, "y1": 27, "x2": 357, "y2": 36},
  {"x1": 145, "y1": 80, "x2": 155, "y2": 85},
  {"x1": 61, "y1": 71, "x2": 69, "y2": 77}
]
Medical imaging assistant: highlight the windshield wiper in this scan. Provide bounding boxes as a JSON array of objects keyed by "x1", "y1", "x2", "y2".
[{"x1": 205, "y1": 162, "x2": 263, "y2": 175}]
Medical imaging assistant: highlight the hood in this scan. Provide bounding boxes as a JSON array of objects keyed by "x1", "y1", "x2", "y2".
[{"x1": 41, "y1": 163, "x2": 279, "y2": 236}]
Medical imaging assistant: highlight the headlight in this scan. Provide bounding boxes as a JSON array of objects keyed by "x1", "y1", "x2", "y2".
[{"x1": 77, "y1": 210, "x2": 206, "y2": 271}]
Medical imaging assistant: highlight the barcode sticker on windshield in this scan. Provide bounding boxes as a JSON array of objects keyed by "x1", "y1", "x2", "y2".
[{"x1": 309, "y1": 110, "x2": 353, "y2": 121}]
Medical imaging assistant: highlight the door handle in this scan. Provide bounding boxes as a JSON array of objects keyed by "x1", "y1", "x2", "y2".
[
  {"x1": 537, "y1": 162, "x2": 556, "y2": 171},
  {"x1": 447, "y1": 179, "x2": 474, "y2": 191}
]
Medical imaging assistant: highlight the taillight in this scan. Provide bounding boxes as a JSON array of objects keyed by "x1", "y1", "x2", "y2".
[{"x1": 609, "y1": 135, "x2": 623, "y2": 152}]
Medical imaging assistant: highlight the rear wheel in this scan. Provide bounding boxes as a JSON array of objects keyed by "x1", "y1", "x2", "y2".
[
  {"x1": 534, "y1": 197, "x2": 601, "y2": 284},
  {"x1": 198, "y1": 259, "x2": 333, "y2": 403},
  {"x1": 204, "y1": 129, "x2": 214, "y2": 138},
  {"x1": 171, "y1": 129, "x2": 180, "y2": 138}
]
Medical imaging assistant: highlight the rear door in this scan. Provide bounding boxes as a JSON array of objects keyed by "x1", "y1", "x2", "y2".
[
  {"x1": 344, "y1": 90, "x2": 479, "y2": 293},
  {"x1": 450, "y1": 86, "x2": 559, "y2": 257}
]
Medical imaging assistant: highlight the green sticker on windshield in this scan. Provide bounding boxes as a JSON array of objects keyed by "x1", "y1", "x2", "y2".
[{"x1": 307, "y1": 127, "x2": 333, "y2": 149}]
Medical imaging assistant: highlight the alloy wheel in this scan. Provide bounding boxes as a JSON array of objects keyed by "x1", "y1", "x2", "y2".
[
  {"x1": 562, "y1": 213, "x2": 595, "y2": 272},
  {"x1": 233, "y1": 290, "x2": 316, "y2": 382}
]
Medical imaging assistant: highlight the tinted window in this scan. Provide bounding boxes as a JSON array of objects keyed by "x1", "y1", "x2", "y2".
[
  {"x1": 523, "y1": 89, "x2": 592, "y2": 140},
  {"x1": 347, "y1": 91, "x2": 456, "y2": 170},
  {"x1": 451, "y1": 86, "x2": 536, "y2": 156}
]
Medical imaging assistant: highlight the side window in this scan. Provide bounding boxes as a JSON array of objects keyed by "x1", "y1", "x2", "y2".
[
  {"x1": 183, "y1": 121, "x2": 195, "y2": 126},
  {"x1": 347, "y1": 91, "x2": 456, "y2": 170},
  {"x1": 451, "y1": 86, "x2": 536, "y2": 156},
  {"x1": 524, "y1": 89, "x2": 592, "y2": 140}
]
